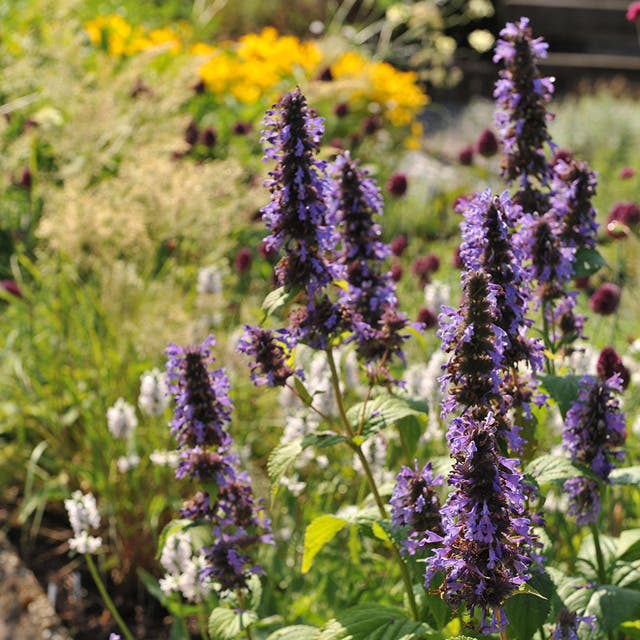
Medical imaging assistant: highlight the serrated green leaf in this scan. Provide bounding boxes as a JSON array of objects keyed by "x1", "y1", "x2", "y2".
[
  {"x1": 302, "y1": 432, "x2": 348, "y2": 449},
  {"x1": 503, "y1": 571, "x2": 552, "y2": 640},
  {"x1": 266, "y1": 625, "x2": 321, "y2": 640},
  {"x1": 268, "y1": 439, "x2": 303, "y2": 491},
  {"x1": 318, "y1": 604, "x2": 437, "y2": 640},
  {"x1": 526, "y1": 454, "x2": 590, "y2": 483},
  {"x1": 209, "y1": 607, "x2": 259, "y2": 639},
  {"x1": 539, "y1": 374, "x2": 584, "y2": 419},
  {"x1": 572, "y1": 247, "x2": 607, "y2": 279},
  {"x1": 302, "y1": 514, "x2": 349, "y2": 574},
  {"x1": 610, "y1": 466, "x2": 640, "y2": 486},
  {"x1": 346, "y1": 394, "x2": 424, "y2": 436}
]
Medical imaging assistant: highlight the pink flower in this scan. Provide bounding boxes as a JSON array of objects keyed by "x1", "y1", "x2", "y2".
[
  {"x1": 626, "y1": 1, "x2": 640, "y2": 21},
  {"x1": 619, "y1": 166, "x2": 635, "y2": 179}
]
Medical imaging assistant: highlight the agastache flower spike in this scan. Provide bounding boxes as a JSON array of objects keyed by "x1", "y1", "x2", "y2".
[
  {"x1": 550, "y1": 155, "x2": 599, "y2": 249},
  {"x1": 562, "y1": 374, "x2": 626, "y2": 524},
  {"x1": 494, "y1": 17, "x2": 555, "y2": 213},
  {"x1": 165, "y1": 335, "x2": 273, "y2": 593},
  {"x1": 390, "y1": 461, "x2": 443, "y2": 556},
  {"x1": 438, "y1": 270, "x2": 509, "y2": 416},
  {"x1": 261, "y1": 86, "x2": 341, "y2": 295},
  {"x1": 328, "y1": 152, "x2": 411, "y2": 380},
  {"x1": 425, "y1": 409, "x2": 534, "y2": 634},
  {"x1": 237, "y1": 325, "x2": 296, "y2": 387}
]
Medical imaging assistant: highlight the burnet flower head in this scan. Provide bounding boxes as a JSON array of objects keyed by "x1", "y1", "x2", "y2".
[
  {"x1": 493, "y1": 17, "x2": 555, "y2": 213},
  {"x1": 562, "y1": 374, "x2": 626, "y2": 524},
  {"x1": 64, "y1": 490, "x2": 102, "y2": 554},
  {"x1": 107, "y1": 397, "x2": 138, "y2": 439}
]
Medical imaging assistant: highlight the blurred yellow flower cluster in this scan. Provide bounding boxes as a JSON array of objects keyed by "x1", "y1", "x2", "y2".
[
  {"x1": 197, "y1": 27, "x2": 322, "y2": 104},
  {"x1": 83, "y1": 17, "x2": 428, "y2": 146},
  {"x1": 84, "y1": 14, "x2": 182, "y2": 56}
]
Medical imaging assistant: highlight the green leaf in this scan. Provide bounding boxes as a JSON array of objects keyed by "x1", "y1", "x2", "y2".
[
  {"x1": 302, "y1": 432, "x2": 348, "y2": 449},
  {"x1": 209, "y1": 607, "x2": 259, "y2": 640},
  {"x1": 346, "y1": 394, "x2": 424, "y2": 436},
  {"x1": 318, "y1": 604, "x2": 437, "y2": 640},
  {"x1": 169, "y1": 616, "x2": 190, "y2": 640},
  {"x1": 572, "y1": 247, "x2": 607, "y2": 279},
  {"x1": 294, "y1": 377, "x2": 314, "y2": 407},
  {"x1": 266, "y1": 626, "x2": 321, "y2": 640},
  {"x1": 302, "y1": 514, "x2": 349, "y2": 574},
  {"x1": 502, "y1": 571, "x2": 552, "y2": 640},
  {"x1": 526, "y1": 454, "x2": 590, "y2": 483},
  {"x1": 610, "y1": 466, "x2": 640, "y2": 486},
  {"x1": 539, "y1": 374, "x2": 584, "y2": 419},
  {"x1": 615, "y1": 529, "x2": 640, "y2": 561},
  {"x1": 262, "y1": 286, "x2": 294, "y2": 317},
  {"x1": 268, "y1": 438, "x2": 303, "y2": 491},
  {"x1": 582, "y1": 586, "x2": 640, "y2": 634}
]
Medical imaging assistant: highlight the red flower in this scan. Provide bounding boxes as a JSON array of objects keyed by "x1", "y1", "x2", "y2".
[
  {"x1": 417, "y1": 307, "x2": 437, "y2": 329},
  {"x1": 619, "y1": 166, "x2": 635, "y2": 179},
  {"x1": 458, "y1": 145, "x2": 474, "y2": 166},
  {"x1": 234, "y1": 248, "x2": 253, "y2": 273},
  {"x1": 1, "y1": 279, "x2": 23, "y2": 299},
  {"x1": 597, "y1": 346, "x2": 630, "y2": 389},
  {"x1": 390, "y1": 234, "x2": 408, "y2": 257},
  {"x1": 626, "y1": 1, "x2": 640, "y2": 21},
  {"x1": 607, "y1": 201, "x2": 640, "y2": 239},
  {"x1": 386, "y1": 173, "x2": 408, "y2": 197},
  {"x1": 589, "y1": 283, "x2": 621, "y2": 315},
  {"x1": 476, "y1": 129, "x2": 498, "y2": 157}
]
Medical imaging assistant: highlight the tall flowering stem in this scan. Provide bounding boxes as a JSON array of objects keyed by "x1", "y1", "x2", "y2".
[
  {"x1": 165, "y1": 335, "x2": 273, "y2": 596},
  {"x1": 494, "y1": 17, "x2": 555, "y2": 213}
]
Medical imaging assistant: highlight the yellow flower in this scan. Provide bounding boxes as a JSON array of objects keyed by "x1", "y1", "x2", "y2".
[{"x1": 331, "y1": 51, "x2": 369, "y2": 78}]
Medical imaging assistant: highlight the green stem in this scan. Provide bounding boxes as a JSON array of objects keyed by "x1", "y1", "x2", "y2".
[
  {"x1": 590, "y1": 523, "x2": 608, "y2": 586},
  {"x1": 325, "y1": 348, "x2": 418, "y2": 620},
  {"x1": 84, "y1": 553, "x2": 134, "y2": 640},
  {"x1": 198, "y1": 607, "x2": 210, "y2": 640},
  {"x1": 237, "y1": 590, "x2": 254, "y2": 640}
]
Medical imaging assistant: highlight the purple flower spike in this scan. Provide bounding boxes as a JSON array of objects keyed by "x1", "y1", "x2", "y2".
[
  {"x1": 390, "y1": 461, "x2": 443, "y2": 555},
  {"x1": 494, "y1": 17, "x2": 555, "y2": 213},
  {"x1": 165, "y1": 336, "x2": 232, "y2": 450},
  {"x1": 261, "y1": 87, "x2": 341, "y2": 295},
  {"x1": 237, "y1": 325, "x2": 296, "y2": 387},
  {"x1": 550, "y1": 608, "x2": 596, "y2": 639},
  {"x1": 562, "y1": 374, "x2": 626, "y2": 524},
  {"x1": 425, "y1": 410, "x2": 534, "y2": 634},
  {"x1": 165, "y1": 335, "x2": 273, "y2": 594}
]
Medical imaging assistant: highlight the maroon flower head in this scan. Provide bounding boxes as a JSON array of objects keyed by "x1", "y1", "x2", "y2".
[
  {"x1": 390, "y1": 262, "x2": 403, "y2": 282},
  {"x1": 417, "y1": 307, "x2": 437, "y2": 329},
  {"x1": 234, "y1": 247, "x2": 253, "y2": 273},
  {"x1": 589, "y1": 283, "x2": 621, "y2": 315},
  {"x1": 597, "y1": 347, "x2": 630, "y2": 389},
  {"x1": 412, "y1": 254, "x2": 440, "y2": 285},
  {"x1": 619, "y1": 166, "x2": 635, "y2": 179},
  {"x1": 334, "y1": 102, "x2": 349, "y2": 118},
  {"x1": 627, "y1": 1, "x2": 640, "y2": 21},
  {"x1": 17, "y1": 167, "x2": 32, "y2": 190},
  {"x1": 1, "y1": 279, "x2": 23, "y2": 299},
  {"x1": 386, "y1": 172, "x2": 408, "y2": 197},
  {"x1": 607, "y1": 201, "x2": 640, "y2": 239},
  {"x1": 458, "y1": 145, "x2": 474, "y2": 166},
  {"x1": 233, "y1": 121, "x2": 252, "y2": 136},
  {"x1": 184, "y1": 120, "x2": 199, "y2": 146},
  {"x1": 476, "y1": 129, "x2": 498, "y2": 157},
  {"x1": 362, "y1": 115, "x2": 382, "y2": 136},
  {"x1": 200, "y1": 127, "x2": 217, "y2": 148},
  {"x1": 390, "y1": 234, "x2": 408, "y2": 257},
  {"x1": 452, "y1": 245, "x2": 464, "y2": 269}
]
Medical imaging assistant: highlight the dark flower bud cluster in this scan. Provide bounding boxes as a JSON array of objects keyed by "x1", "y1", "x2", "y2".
[
  {"x1": 390, "y1": 461, "x2": 443, "y2": 556},
  {"x1": 596, "y1": 346, "x2": 630, "y2": 389},
  {"x1": 166, "y1": 335, "x2": 273, "y2": 593},
  {"x1": 493, "y1": 17, "x2": 555, "y2": 213},
  {"x1": 561, "y1": 374, "x2": 626, "y2": 524}
]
